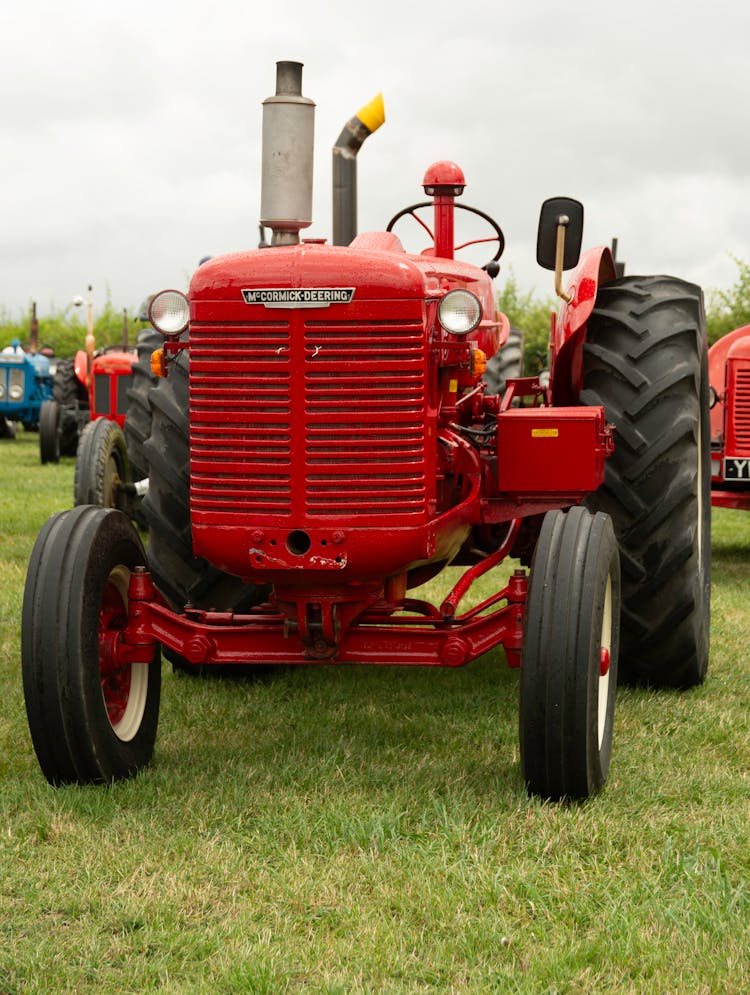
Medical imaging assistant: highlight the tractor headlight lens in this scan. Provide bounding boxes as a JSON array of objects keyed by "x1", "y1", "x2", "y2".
[
  {"x1": 438, "y1": 290, "x2": 482, "y2": 335},
  {"x1": 0, "y1": 383, "x2": 5, "y2": 399},
  {"x1": 708, "y1": 385, "x2": 719, "y2": 409},
  {"x1": 149, "y1": 290, "x2": 190, "y2": 337},
  {"x1": 9, "y1": 369, "x2": 24, "y2": 400}
]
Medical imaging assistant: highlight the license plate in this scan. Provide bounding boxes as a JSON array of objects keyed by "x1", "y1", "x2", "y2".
[{"x1": 724, "y1": 457, "x2": 750, "y2": 481}]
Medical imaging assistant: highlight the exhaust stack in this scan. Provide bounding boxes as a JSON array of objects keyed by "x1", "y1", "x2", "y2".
[
  {"x1": 332, "y1": 93, "x2": 385, "y2": 246},
  {"x1": 29, "y1": 301, "x2": 39, "y2": 354},
  {"x1": 260, "y1": 61, "x2": 315, "y2": 246}
]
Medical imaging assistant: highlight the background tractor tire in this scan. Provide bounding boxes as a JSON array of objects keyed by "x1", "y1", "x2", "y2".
[
  {"x1": 74, "y1": 418, "x2": 133, "y2": 512},
  {"x1": 520, "y1": 507, "x2": 620, "y2": 801},
  {"x1": 52, "y1": 357, "x2": 88, "y2": 456},
  {"x1": 483, "y1": 327, "x2": 524, "y2": 395},
  {"x1": 124, "y1": 328, "x2": 161, "y2": 480},
  {"x1": 39, "y1": 400, "x2": 61, "y2": 464},
  {"x1": 581, "y1": 275, "x2": 710, "y2": 688},
  {"x1": 142, "y1": 350, "x2": 268, "y2": 614},
  {"x1": 22, "y1": 506, "x2": 161, "y2": 784},
  {"x1": 0, "y1": 414, "x2": 18, "y2": 439}
]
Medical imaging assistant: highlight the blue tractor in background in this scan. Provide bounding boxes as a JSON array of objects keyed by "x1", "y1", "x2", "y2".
[{"x1": 0, "y1": 340, "x2": 54, "y2": 438}]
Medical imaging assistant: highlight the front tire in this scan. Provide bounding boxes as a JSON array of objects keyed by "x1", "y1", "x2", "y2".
[
  {"x1": 74, "y1": 417, "x2": 133, "y2": 511},
  {"x1": 21, "y1": 506, "x2": 161, "y2": 784},
  {"x1": 520, "y1": 506, "x2": 620, "y2": 801},
  {"x1": 39, "y1": 400, "x2": 61, "y2": 464},
  {"x1": 0, "y1": 414, "x2": 17, "y2": 439},
  {"x1": 582, "y1": 276, "x2": 710, "y2": 688}
]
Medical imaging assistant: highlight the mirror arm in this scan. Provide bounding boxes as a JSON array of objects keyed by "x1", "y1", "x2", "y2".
[{"x1": 554, "y1": 215, "x2": 573, "y2": 303}]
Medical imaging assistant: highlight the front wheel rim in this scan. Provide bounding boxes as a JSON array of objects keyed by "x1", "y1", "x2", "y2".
[
  {"x1": 98, "y1": 564, "x2": 148, "y2": 742},
  {"x1": 597, "y1": 574, "x2": 613, "y2": 748}
]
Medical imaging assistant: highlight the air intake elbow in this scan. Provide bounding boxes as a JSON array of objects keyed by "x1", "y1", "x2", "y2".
[{"x1": 332, "y1": 93, "x2": 385, "y2": 246}]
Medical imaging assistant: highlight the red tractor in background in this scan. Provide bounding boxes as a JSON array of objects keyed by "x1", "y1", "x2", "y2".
[
  {"x1": 22, "y1": 62, "x2": 710, "y2": 801},
  {"x1": 709, "y1": 324, "x2": 750, "y2": 509},
  {"x1": 39, "y1": 290, "x2": 158, "y2": 517}
]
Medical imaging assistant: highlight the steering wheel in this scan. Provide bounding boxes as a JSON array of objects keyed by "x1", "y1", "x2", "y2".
[{"x1": 386, "y1": 201, "x2": 505, "y2": 269}]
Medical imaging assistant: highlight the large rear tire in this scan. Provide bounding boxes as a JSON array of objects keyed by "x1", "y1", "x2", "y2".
[
  {"x1": 582, "y1": 275, "x2": 710, "y2": 688},
  {"x1": 52, "y1": 357, "x2": 89, "y2": 456},
  {"x1": 22, "y1": 506, "x2": 161, "y2": 784},
  {"x1": 520, "y1": 506, "x2": 620, "y2": 801},
  {"x1": 124, "y1": 329, "x2": 160, "y2": 480},
  {"x1": 483, "y1": 327, "x2": 524, "y2": 395},
  {"x1": 141, "y1": 350, "x2": 268, "y2": 613}
]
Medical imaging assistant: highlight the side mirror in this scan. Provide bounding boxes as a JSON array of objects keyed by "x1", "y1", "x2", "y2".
[{"x1": 536, "y1": 197, "x2": 584, "y2": 271}]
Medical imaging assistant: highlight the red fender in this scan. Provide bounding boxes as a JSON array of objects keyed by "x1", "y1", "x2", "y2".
[
  {"x1": 74, "y1": 349, "x2": 89, "y2": 387},
  {"x1": 549, "y1": 245, "x2": 617, "y2": 406}
]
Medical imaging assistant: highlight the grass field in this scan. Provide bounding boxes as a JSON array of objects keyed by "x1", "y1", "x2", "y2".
[{"x1": 1, "y1": 429, "x2": 749, "y2": 993}]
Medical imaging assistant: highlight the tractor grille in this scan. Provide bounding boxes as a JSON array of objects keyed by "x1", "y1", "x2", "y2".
[
  {"x1": 732, "y1": 369, "x2": 750, "y2": 449},
  {"x1": 189, "y1": 307, "x2": 429, "y2": 521}
]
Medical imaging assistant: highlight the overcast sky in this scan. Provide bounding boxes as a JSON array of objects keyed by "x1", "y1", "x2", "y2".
[{"x1": 2, "y1": 0, "x2": 749, "y2": 320}]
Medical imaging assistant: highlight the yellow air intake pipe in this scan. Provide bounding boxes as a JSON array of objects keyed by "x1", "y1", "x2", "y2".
[{"x1": 332, "y1": 93, "x2": 385, "y2": 246}]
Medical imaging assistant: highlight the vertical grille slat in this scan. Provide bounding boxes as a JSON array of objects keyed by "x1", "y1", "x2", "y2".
[{"x1": 732, "y1": 370, "x2": 750, "y2": 447}]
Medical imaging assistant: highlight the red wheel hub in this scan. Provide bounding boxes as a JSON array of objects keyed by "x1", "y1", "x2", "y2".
[
  {"x1": 98, "y1": 581, "x2": 131, "y2": 726},
  {"x1": 599, "y1": 647, "x2": 611, "y2": 678}
]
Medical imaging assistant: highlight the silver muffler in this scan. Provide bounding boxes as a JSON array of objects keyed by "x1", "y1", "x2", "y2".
[{"x1": 260, "y1": 61, "x2": 315, "y2": 246}]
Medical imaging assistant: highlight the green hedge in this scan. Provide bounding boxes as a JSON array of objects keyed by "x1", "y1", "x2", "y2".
[{"x1": 2, "y1": 259, "x2": 745, "y2": 363}]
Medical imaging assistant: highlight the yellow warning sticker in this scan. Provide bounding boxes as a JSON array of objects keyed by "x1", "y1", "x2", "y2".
[
  {"x1": 532, "y1": 428, "x2": 559, "y2": 438},
  {"x1": 449, "y1": 379, "x2": 458, "y2": 393}
]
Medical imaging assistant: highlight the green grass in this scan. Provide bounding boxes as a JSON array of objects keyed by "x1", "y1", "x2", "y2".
[{"x1": 1, "y1": 429, "x2": 749, "y2": 993}]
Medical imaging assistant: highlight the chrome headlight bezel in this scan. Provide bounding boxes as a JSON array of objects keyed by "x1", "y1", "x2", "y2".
[
  {"x1": 9, "y1": 368, "x2": 24, "y2": 401},
  {"x1": 149, "y1": 290, "x2": 190, "y2": 337},
  {"x1": 437, "y1": 289, "x2": 482, "y2": 335}
]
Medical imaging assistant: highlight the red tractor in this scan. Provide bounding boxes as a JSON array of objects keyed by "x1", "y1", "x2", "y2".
[
  {"x1": 21, "y1": 62, "x2": 710, "y2": 800},
  {"x1": 40, "y1": 293, "x2": 158, "y2": 516},
  {"x1": 709, "y1": 323, "x2": 750, "y2": 509}
]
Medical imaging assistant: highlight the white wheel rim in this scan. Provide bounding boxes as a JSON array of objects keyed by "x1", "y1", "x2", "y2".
[
  {"x1": 598, "y1": 574, "x2": 613, "y2": 749},
  {"x1": 103, "y1": 564, "x2": 149, "y2": 742}
]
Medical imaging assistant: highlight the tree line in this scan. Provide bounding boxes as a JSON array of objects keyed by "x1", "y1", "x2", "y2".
[{"x1": 1, "y1": 259, "x2": 748, "y2": 364}]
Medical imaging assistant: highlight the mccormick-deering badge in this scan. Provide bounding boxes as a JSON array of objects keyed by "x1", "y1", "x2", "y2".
[{"x1": 242, "y1": 288, "x2": 355, "y2": 308}]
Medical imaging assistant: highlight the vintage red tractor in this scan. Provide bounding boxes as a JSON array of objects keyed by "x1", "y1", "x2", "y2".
[
  {"x1": 709, "y1": 323, "x2": 750, "y2": 510},
  {"x1": 39, "y1": 292, "x2": 158, "y2": 516},
  {"x1": 21, "y1": 62, "x2": 710, "y2": 800}
]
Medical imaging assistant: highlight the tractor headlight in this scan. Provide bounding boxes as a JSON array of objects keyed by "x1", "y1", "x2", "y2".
[
  {"x1": 0, "y1": 383, "x2": 5, "y2": 400},
  {"x1": 708, "y1": 385, "x2": 719, "y2": 409},
  {"x1": 9, "y1": 369, "x2": 24, "y2": 400},
  {"x1": 149, "y1": 290, "x2": 190, "y2": 337},
  {"x1": 438, "y1": 290, "x2": 482, "y2": 335}
]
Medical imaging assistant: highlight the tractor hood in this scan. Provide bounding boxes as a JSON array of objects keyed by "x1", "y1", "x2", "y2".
[{"x1": 190, "y1": 240, "x2": 497, "y2": 328}]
